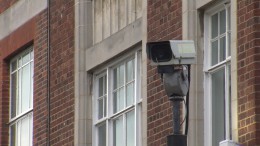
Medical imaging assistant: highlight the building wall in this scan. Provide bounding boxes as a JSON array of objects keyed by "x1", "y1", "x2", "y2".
[
  {"x1": 0, "y1": 0, "x2": 18, "y2": 13},
  {"x1": 147, "y1": 0, "x2": 182, "y2": 146},
  {"x1": 0, "y1": 0, "x2": 75, "y2": 145},
  {"x1": 49, "y1": 0, "x2": 75, "y2": 145},
  {"x1": 0, "y1": 1, "x2": 48, "y2": 146},
  {"x1": 237, "y1": 0, "x2": 260, "y2": 145}
]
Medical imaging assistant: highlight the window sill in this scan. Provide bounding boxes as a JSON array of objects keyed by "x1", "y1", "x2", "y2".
[{"x1": 219, "y1": 140, "x2": 240, "y2": 146}]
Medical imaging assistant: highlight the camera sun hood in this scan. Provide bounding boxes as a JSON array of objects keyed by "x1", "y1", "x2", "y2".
[{"x1": 146, "y1": 40, "x2": 196, "y2": 65}]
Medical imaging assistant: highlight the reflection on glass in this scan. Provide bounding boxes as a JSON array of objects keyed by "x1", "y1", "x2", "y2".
[
  {"x1": 220, "y1": 10, "x2": 226, "y2": 34},
  {"x1": 11, "y1": 73, "x2": 17, "y2": 118},
  {"x1": 212, "y1": 68, "x2": 225, "y2": 146},
  {"x1": 22, "y1": 52, "x2": 30, "y2": 66},
  {"x1": 113, "y1": 65, "x2": 124, "y2": 89},
  {"x1": 30, "y1": 62, "x2": 34, "y2": 109},
  {"x1": 21, "y1": 65, "x2": 30, "y2": 113},
  {"x1": 228, "y1": 33, "x2": 231, "y2": 57},
  {"x1": 11, "y1": 60, "x2": 17, "y2": 72},
  {"x1": 220, "y1": 37, "x2": 226, "y2": 62},
  {"x1": 99, "y1": 77, "x2": 104, "y2": 97},
  {"x1": 126, "y1": 83, "x2": 134, "y2": 107},
  {"x1": 98, "y1": 99, "x2": 104, "y2": 119},
  {"x1": 211, "y1": 41, "x2": 218, "y2": 66},
  {"x1": 104, "y1": 96, "x2": 107, "y2": 117},
  {"x1": 113, "y1": 88, "x2": 124, "y2": 113},
  {"x1": 126, "y1": 60, "x2": 134, "y2": 82},
  {"x1": 211, "y1": 13, "x2": 218, "y2": 38},
  {"x1": 21, "y1": 116, "x2": 30, "y2": 146},
  {"x1": 228, "y1": 65, "x2": 232, "y2": 139},
  {"x1": 127, "y1": 111, "x2": 135, "y2": 146},
  {"x1": 113, "y1": 117, "x2": 123, "y2": 146},
  {"x1": 98, "y1": 123, "x2": 106, "y2": 146},
  {"x1": 10, "y1": 124, "x2": 16, "y2": 146}
]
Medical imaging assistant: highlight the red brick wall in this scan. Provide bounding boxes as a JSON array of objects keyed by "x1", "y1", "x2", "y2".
[
  {"x1": 33, "y1": 10, "x2": 48, "y2": 146},
  {"x1": 0, "y1": 61, "x2": 9, "y2": 146},
  {"x1": 0, "y1": 0, "x2": 18, "y2": 13},
  {"x1": 49, "y1": 0, "x2": 75, "y2": 145},
  {"x1": 147, "y1": 0, "x2": 182, "y2": 146},
  {"x1": 0, "y1": 9, "x2": 50, "y2": 145},
  {"x1": 237, "y1": 0, "x2": 260, "y2": 145}
]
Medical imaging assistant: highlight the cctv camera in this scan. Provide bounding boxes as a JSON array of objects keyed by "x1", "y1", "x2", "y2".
[{"x1": 146, "y1": 40, "x2": 196, "y2": 65}]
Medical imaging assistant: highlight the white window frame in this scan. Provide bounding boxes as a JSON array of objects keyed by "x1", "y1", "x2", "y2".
[
  {"x1": 92, "y1": 50, "x2": 142, "y2": 146},
  {"x1": 9, "y1": 47, "x2": 33, "y2": 146},
  {"x1": 204, "y1": 1, "x2": 232, "y2": 146}
]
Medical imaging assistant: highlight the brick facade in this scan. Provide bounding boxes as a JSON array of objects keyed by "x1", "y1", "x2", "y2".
[
  {"x1": 49, "y1": 0, "x2": 75, "y2": 145},
  {"x1": 237, "y1": 0, "x2": 260, "y2": 145},
  {"x1": 33, "y1": 10, "x2": 48, "y2": 146},
  {"x1": 147, "y1": 0, "x2": 182, "y2": 146},
  {"x1": 0, "y1": 0, "x2": 18, "y2": 13},
  {"x1": 0, "y1": 0, "x2": 75, "y2": 145}
]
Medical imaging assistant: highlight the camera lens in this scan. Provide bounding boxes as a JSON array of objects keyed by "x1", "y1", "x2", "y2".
[{"x1": 150, "y1": 43, "x2": 172, "y2": 62}]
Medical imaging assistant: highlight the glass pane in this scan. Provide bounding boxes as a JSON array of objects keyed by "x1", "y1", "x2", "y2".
[
  {"x1": 126, "y1": 111, "x2": 135, "y2": 146},
  {"x1": 30, "y1": 50, "x2": 34, "y2": 60},
  {"x1": 98, "y1": 98, "x2": 104, "y2": 119},
  {"x1": 21, "y1": 64, "x2": 31, "y2": 113},
  {"x1": 30, "y1": 114, "x2": 33, "y2": 146},
  {"x1": 11, "y1": 73, "x2": 17, "y2": 118},
  {"x1": 220, "y1": 10, "x2": 226, "y2": 34},
  {"x1": 228, "y1": 33, "x2": 231, "y2": 57},
  {"x1": 30, "y1": 62, "x2": 34, "y2": 109},
  {"x1": 220, "y1": 36, "x2": 226, "y2": 62},
  {"x1": 126, "y1": 60, "x2": 134, "y2": 82},
  {"x1": 211, "y1": 40, "x2": 218, "y2": 66},
  {"x1": 104, "y1": 96, "x2": 107, "y2": 117},
  {"x1": 228, "y1": 7, "x2": 231, "y2": 31},
  {"x1": 211, "y1": 13, "x2": 218, "y2": 38},
  {"x1": 104, "y1": 75, "x2": 107, "y2": 94},
  {"x1": 113, "y1": 117, "x2": 123, "y2": 146},
  {"x1": 98, "y1": 123, "x2": 106, "y2": 146},
  {"x1": 113, "y1": 65, "x2": 124, "y2": 89},
  {"x1": 113, "y1": 88, "x2": 124, "y2": 113},
  {"x1": 126, "y1": 83, "x2": 134, "y2": 107},
  {"x1": 228, "y1": 65, "x2": 232, "y2": 139},
  {"x1": 18, "y1": 58, "x2": 22, "y2": 67},
  {"x1": 212, "y1": 68, "x2": 225, "y2": 146},
  {"x1": 10, "y1": 124, "x2": 16, "y2": 146},
  {"x1": 99, "y1": 77, "x2": 104, "y2": 97},
  {"x1": 11, "y1": 60, "x2": 17, "y2": 72},
  {"x1": 20, "y1": 116, "x2": 30, "y2": 146},
  {"x1": 22, "y1": 52, "x2": 30, "y2": 65}
]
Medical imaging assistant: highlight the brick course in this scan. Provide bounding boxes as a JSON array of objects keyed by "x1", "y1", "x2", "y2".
[
  {"x1": 33, "y1": 10, "x2": 48, "y2": 146},
  {"x1": 147, "y1": 0, "x2": 182, "y2": 146},
  {"x1": 49, "y1": 0, "x2": 75, "y2": 145},
  {"x1": 237, "y1": 0, "x2": 260, "y2": 145}
]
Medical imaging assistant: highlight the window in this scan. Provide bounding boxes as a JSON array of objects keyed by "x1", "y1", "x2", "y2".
[
  {"x1": 204, "y1": 3, "x2": 231, "y2": 146},
  {"x1": 9, "y1": 48, "x2": 33, "y2": 146},
  {"x1": 93, "y1": 51, "x2": 142, "y2": 146}
]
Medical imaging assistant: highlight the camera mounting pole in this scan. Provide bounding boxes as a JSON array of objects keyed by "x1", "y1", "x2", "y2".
[{"x1": 169, "y1": 96, "x2": 184, "y2": 134}]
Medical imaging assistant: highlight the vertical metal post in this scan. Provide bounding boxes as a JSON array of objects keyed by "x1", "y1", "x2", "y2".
[
  {"x1": 172, "y1": 100, "x2": 181, "y2": 134},
  {"x1": 167, "y1": 96, "x2": 187, "y2": 146}
]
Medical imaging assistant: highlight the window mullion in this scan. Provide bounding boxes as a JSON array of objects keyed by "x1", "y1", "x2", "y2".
[
  {"x1": 217, "y1": 12, "x2": 220, "y2": 63},
  {"x1": 124, "y1": 113, "x2": 126, "y2": 146},
  {"x1": 225, "y1": 65, "x2": 231, "y2": 140}
]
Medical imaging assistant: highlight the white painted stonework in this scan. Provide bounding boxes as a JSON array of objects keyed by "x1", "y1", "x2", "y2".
[{"x1": 0, "y1": 0, "x2": 47, "y2": 40}]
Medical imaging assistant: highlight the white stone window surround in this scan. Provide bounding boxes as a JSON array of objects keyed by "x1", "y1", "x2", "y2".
[
  {"x1": 9, "y1": 47, "x2": 34, "y2": 146},
  {"x1": 203, "y1": 1, "x2": 234, "y2": 146},
  {"x1": 92, "y1": 50, "x2": 142, "y2": 146}
]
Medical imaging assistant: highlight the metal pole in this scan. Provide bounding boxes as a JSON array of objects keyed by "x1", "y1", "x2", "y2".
[
  {"x1": 169, "y1": 96, "x2": 183, "y2": 134},
  {"x1": 172, "y1": 100, "x2": 181, "y2": 134}
]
